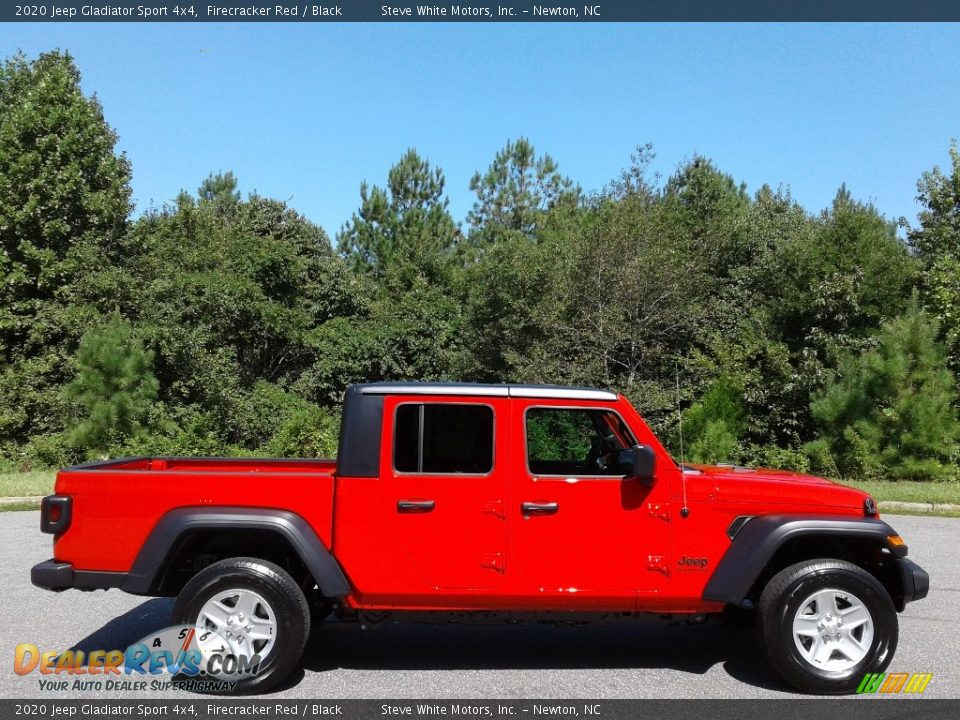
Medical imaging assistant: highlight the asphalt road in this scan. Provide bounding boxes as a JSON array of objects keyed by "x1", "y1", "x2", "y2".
[{"x1": 1, "y1": 511, "x2": 957, "y2": 699}]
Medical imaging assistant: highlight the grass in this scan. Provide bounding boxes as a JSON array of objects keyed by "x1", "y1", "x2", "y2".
[
  {"x1": 0, "y1": 501, "x2": 44, "y2": 512},
  {"x1": 838, "y1": 479, "x2": 960, "y2": 506},
  {"x1": 875, "y1": 507, "x2": 960, "y2": 518},
  {"x1": 0, "y1": 470, "x2": 55, "y2": 498}
]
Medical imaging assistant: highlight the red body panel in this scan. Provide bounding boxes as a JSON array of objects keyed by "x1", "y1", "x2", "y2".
[
  {"x1": 53, "y1": 458, "x2": 337, "y2": 572},
  {"x1": 50, "y1": 393, "x2": 873, "y2": 614}
]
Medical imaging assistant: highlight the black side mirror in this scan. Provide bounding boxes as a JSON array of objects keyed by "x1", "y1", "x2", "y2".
[{"x1": 632, "y1": 444, "x2": 656, "y2": 485}]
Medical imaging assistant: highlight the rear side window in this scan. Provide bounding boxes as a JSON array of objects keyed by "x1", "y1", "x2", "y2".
[
  {"x1": 526, "y1": 407, "x2": 636, "y2": 476},
  {"x1": 394, "y1": 404, "x2": 494, "y2": 474}
]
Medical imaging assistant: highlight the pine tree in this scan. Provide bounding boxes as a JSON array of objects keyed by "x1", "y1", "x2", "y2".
[
  {"x1": 336, "y1": 149, "x2": 458, "y2": 286},
  {"x1": 807, "y1": 300, "x2": 960, "y2": 481},
  {"x1": 66, "y1": 314, "x2": 159, "y2": 455},
  {"x1": 467, "y1": 137, "x2": 577, "y2": 244}
]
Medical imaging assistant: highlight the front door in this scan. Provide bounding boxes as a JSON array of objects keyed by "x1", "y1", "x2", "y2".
[
  {"x1": 511, "y1": 400, "x2": 671, "y2": 609},
  {"x1": 381, "y1": 396, "x2": 508, "y2": 593}
]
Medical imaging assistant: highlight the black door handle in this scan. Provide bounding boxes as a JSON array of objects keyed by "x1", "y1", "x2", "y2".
[
  {"x1": 521, "y1": 501, "x2": 559, "y2": 516},
  {"x1": 397, "y1": 500, "x2": 435, "y2": 513}
]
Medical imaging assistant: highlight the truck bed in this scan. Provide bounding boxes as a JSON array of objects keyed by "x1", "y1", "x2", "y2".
[{"x1": 53, "y1": 456, "x2": 338, "y2": 574}]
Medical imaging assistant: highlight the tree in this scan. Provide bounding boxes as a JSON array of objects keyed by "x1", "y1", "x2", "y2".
[
  {"x1": 460, "y1": 221, "x2": 572, "y2": 382},
  {"x1": 738, "y1": 186, "x2": 916, "y2": 445},
  {"x1": 0, "y1": 51, "x2": 131, "y2": 343},
  {"x1": 198, "y1": 171, "x2": 241, "y2": 206},
  {"x1": 806, "y1": 300, "x2": 960, "y2": 481},
  {"x1": 684, "y1": 375, "x2": 747, "y2": 464},
  {"x1": 909, "y1": 141, "x2": 960, "y2": 259},
  {"x1": 661, "y1": 155, "x2": 752, "y2": 277},
  {"x1": 113, "y1": 176, "x2": 349, "y2": 450},
  {"x1": 66, "y1": 313, "x2": 159, "y2": 455},
  {"x1": 337, "y1": 149, "x2": 459, "y2": 286},
  {"x1": 0, "y1": 50, "x2": 132, "y2": 451},
  {"x1": 908, "y1": 141, "x2": 960, "y2": 374},
  {"x1": 467, "y1": 137, "x2": 577, "y2": 244}
]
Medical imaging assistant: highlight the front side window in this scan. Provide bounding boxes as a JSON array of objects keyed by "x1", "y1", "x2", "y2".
[
  {"x1": 526, "y1": 407, "x2": 636, "y2": 476},
  {"x1": 394, "y1": 403, "x2": 494, "y2": 474}
]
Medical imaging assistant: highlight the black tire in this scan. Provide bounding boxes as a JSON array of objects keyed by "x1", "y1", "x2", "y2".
[
  {"x1": 758, "y1": 559, "x2": 897, "y2": 694},
  {"x1": 171, "y1": 557, "x2": 310, "y2": 694}
]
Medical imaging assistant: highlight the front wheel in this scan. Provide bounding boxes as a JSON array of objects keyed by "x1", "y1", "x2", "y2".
[
  {"x1": 758, "y1": 559, "x2": 897, "y2": 694},
  {"x1": 171, "y1": 557, "x2": 311, "y2": 694}
]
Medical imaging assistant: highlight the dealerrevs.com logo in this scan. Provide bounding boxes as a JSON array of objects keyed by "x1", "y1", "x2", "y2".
[
  {"x1": 856, "y1": 672, "x2": 933, "y2": 694},
  {"x1": 14, "y1": 625, "x2": 261, "y2": 693}
]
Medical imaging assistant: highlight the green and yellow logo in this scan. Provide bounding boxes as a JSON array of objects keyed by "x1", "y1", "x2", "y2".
[{"x1": 856, "y1": 672, "x2": 933, "y2": 694}]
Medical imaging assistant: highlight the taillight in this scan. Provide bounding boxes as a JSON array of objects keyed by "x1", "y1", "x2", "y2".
[{"x1": 40, "y1": 495, "x2": 72, "y2": 535}]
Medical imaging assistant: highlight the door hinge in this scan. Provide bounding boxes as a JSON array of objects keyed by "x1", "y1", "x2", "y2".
[
  {"x1": 480, "y1": 553, "x2": 504, "y2": 573},
  {"x1": 646, "y1": 555, "x2": 669, "y2": 575},
  {"x1": 647, "y1": 503, "x2": 670, "y2": 522}
]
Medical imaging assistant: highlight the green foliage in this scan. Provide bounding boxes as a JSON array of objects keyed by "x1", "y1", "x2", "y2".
[
  {"x1": 467, "y1": 137, "x2": 577, "y2": 244},
  {"x1": 807, "y1": 300, "x2": 960, "y2": 481},
  {"x1": 198, "y1": 171, "x2": 241, "y2": 207},
  {"x1": 689, "y1": 420, "x2": 740, "y2": 465},
  {"x1": 743, "y1": 445, "x2": 811, "y2": 474},
  {"x1": 732, "y1": 185, "x2": 916, "y2": 445},
  {"x1": 910, "y1": 141, "x2": 960, "y2": 259},
  {"x1": 337, "y1": 149, "x2": 459, "y2": 287},
  {"x1": 113, "y1": 178, "x2": 345, "y2": 439},
  {"x1": 684, "y1": 376, "x2": 746, "y2": 464},
  {"x1": 66, "y1": 313, "x2": 159, "y2": 455},
  {"x1": 662, "y1": 155, "x2": 753, "y2": 277},
  {"x1": 0, "y1": 50, "x2": 132, "y2": 452},
  {"x1": 909, "y1": 141, "x2": 960, "y2": 375},
  {"x1": 460, "y1": 223, "x2": 572, "y2": 383},
  {"x1": 265, "y1": 405, "x2": 340, "y2": 459},
  {"x1": 526, "y1": 409, "x2": 595, "y2": 463}
]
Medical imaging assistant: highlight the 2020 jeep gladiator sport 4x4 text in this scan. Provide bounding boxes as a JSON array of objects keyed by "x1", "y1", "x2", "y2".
[{"x1": 32, "y1": 382, "x2": 929, "y2": 694}]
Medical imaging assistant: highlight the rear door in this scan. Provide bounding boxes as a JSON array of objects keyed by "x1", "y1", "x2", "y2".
[
  {"x1": 380, "y1": 395, "x2": 508, "y2": 592},
  {"x1": 511, "y1": 400, "x2": 671, "y2": 609}
]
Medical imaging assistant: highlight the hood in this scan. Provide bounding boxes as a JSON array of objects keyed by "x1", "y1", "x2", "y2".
[{"x1": 686, "y1": 463, "x2": 872, "y2": 512}]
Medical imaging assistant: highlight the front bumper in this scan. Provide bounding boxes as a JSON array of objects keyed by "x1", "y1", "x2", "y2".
[{"x1": 897, "y1": 557, "x2": 929, "y2": 606}]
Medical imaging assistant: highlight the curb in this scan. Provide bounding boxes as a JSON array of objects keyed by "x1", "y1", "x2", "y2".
[
  {"x1": 0, "y1": 496, "x2": 43, "y2": 506},
  {"x1": 879, "y1": 500, "x2": 960, "y2": 513}
]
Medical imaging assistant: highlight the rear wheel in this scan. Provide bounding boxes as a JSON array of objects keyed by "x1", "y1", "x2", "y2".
[
  {"x1": 171, "y1": 557, "x2": 310, "y2": 694},
  {"x1": 758, "y1": 559, "x2": 897, "y2": 694}
]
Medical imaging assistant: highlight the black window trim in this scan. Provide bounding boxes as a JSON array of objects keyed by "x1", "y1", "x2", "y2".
[
  {"x1": 522, "y1": 404, "x2": 637, "y2": 480},
  {"x1": 391, "y1": 400, "x2": 497, "y2": 478}
]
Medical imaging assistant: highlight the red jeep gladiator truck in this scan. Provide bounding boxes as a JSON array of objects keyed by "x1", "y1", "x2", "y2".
[{"x1": 32, "y1": 382, "x2": 928, "y2": 694}]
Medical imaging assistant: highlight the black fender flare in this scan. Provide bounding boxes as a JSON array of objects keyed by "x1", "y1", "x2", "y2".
[
  {"x1": 122, "y1": 507, "x2": 351, "y2": 597},
  {"x1": 702, "y1": 515, "x2": 902, "y2": 605}
]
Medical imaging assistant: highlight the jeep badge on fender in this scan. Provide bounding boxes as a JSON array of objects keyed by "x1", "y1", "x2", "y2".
[{"x1": 31, "y1": 382, "x2": 929, "y2": 695}]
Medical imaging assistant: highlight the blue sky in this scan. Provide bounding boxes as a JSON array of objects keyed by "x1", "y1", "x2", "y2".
[{"x1": 3, "y1": 23, "x2": 959, "y2": 238}]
